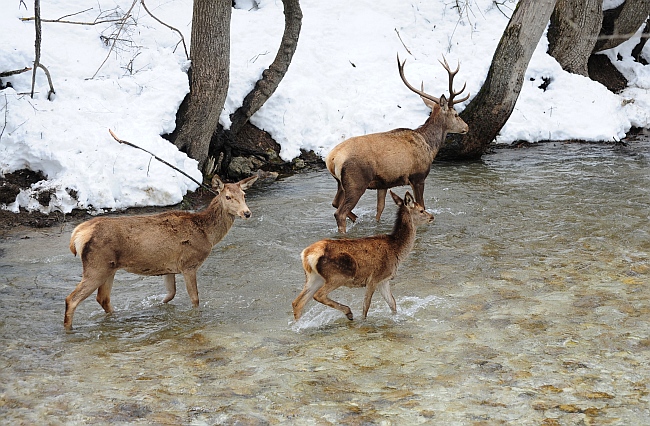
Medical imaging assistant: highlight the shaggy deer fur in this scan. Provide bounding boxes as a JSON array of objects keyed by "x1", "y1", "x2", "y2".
[
  {"x1": 292, "y1": 190, "x2": 434, "y2": 320},
  {"x1": 64, "y1": 175, "x2": 257, "y2": 330},
  {"x1": 326, "y1": 55, "x2": 469, "y2": 233}
]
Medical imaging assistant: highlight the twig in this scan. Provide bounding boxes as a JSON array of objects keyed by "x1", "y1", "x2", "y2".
[
  {"x1": 30, "y1": 0, "x2": 42, "y2": 98},
  {"x1": 0, "y1": 67, "x2": 32, "y2": 77},
  {"x1": 91, "y1": 0, "x2": 138, "y2": 79},
  {"x1": 37, "y1": 64, "x2": 56, "y2": 100},
  {"x1": 108, "y1": 129, "x2": 217, "y2": 196},
  {"x1": 29, "y1": 0, "x2": 55, "y2": 101},
  {"x1": 1, "y1": 93, "x2": 8, "y2": 141},
  {"x1": 21, "y1": 17, "x2": 123, "y2": 25},
  {"x1": 394, "y1": 28, "x2": 412, "y2": 55},
  {"x1": 140, "y1": 0, "x2": 189, "y2": 60},
  {"x1": 20, "y1": 7, "x2": 123, "y2": 25}
]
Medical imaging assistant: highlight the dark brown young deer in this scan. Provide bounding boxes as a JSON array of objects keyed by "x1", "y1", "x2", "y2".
[
  {"x1": 292, "y1": 190, "x2": 434, "y2": 321},
  {"x1": 64, "y1": 175, "x2": 257, "y2": 330},
  {"x1": 326, "y1": 54, "x2": 469, "y2": 233}
]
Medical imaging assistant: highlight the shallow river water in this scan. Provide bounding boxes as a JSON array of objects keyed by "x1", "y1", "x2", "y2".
[{"x1": 1, "y1": 139, "x2": 649, "y2": 425}]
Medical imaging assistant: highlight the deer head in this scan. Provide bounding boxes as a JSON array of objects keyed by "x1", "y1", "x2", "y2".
[{"x1": 211, "y1": 175, "x2": 258, "y2": 219}]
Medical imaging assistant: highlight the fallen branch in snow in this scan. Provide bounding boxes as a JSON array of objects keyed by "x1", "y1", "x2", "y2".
[
  {"x1": 108, "y1": 129, "x2": 218, "y2": 196},
  {"x1": 0, "y1": 67, "x2": 32, "y2": 77},
  {"x1": 140, "y1": 0, "x2": 189, "y2": 60}
]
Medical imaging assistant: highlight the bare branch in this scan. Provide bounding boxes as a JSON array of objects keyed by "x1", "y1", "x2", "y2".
[
  {"x1": 20, "y1": 7, "x2": 123, "y2": 25},
  {"x1": 394, "y1": 28, "x2": 412, "y2": 55},
  {"x1": 21, "y1": 16, "x2": 123, "y2": 25},
  {"x1": 91, "y1": 0, "x2": 138, "y2": 79},
  {"x1": 0, "y1": 93, "x2": 8, "y2": 141},
  {"x1": 30, "y1": 0, "x2": 42, "y2": 99},
  {"x1": 0, "y1": 67, "x2": 32, "y2": 78},
  {"x1": 108, "y1": 130, "x2": 217, "y2": 195},
  {"x1": 140, "y1": 0, "x2": 189, "y2": 60},
  {"x1": 37, "y1": 64, "x2": 55, "y2": 100}
]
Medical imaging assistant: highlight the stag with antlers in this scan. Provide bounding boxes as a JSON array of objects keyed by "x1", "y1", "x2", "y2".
[{"x1": 326, "y1": 54, "x2": 469, "y2": 233}]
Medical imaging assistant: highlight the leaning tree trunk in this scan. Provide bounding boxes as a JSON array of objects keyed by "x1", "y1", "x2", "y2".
[
  {"x1": 172, "y1": 0, "x2": 231, "y2": 170},
  {"x1": 438, "y1": 0, "x2": 557, "y2": 160},
  {"x1": 229, "y1": 0, "x2": 302, "y2": 135},
  {"x1": 631, "y1": 17, "x2": 650, "y2": 63},
  {"x1": 547, "y1": 0, "x2": 602, "y2": 76},
  {"x1": 593, "y1": 0, "x2": 650, "y2": 53},
  {"x1": 213, "y1": 0, "x2": 302, "y2": 176}
]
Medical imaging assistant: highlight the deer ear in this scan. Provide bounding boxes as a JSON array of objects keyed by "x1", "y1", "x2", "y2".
[
  {"x1": 211, "y1": 175, "x2": 225, "y2": 192},
  {"x1": 439, "y1": 94, "x2": 449, "y2": 109},
  {"x1": 403, "y1": 192, "x2": 415, "y2": 207},
  {"x1": 238, "y1": 175, "x2": 258, "y2": 191},
  {"x1": 421, "y1": 96, "x2": 438, "y2": 111},
  {"x1": 389, "y1": 190, "x2": 403, "y2": 206}
]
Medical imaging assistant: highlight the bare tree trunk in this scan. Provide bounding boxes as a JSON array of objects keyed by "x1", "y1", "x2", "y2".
[
  {"x1": 594, "y1": 0, "x2": 650, "y2": 52},
  {"x1": 547, "y1": 0, "x2": 602, "y2": 76},
  {"x1": 229, "y1": 0, "x2": 302, "y2": 135},
  {"x1": 438, "y1": 0, "x2": 557, "y2": 160},
  {"x1": 172, "y1": 0, "x2": 231, "y2": 170},
  {"x1": 632, "y1": 17, "x2": 650, "y2": 63}
]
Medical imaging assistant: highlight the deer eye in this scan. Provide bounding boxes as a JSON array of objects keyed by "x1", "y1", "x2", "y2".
[{"x1": 225, "y1": 195, "x2": 231, "y2": 200}]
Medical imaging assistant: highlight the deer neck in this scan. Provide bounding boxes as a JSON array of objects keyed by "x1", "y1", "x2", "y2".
[
  {"x1": 200, "y1": 196, "x2": 236, "y2": 246},
  {"x1": 389, "y1": 206, "x2": 417, "y2": 258},
  {"x1": 415, "y1": 107, "x2": 448, "y2": 156}
]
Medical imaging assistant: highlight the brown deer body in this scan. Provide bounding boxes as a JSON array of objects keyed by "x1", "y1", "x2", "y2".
[
  {"x1": 326, "y1": 55, "x2": 469, "y2": 233},
  {"x1": 292, "y1": 190, "x2": 434, "y2": 321},
  {"x1": 64, "y1": 175, "x2": 257, "y2": 330}
]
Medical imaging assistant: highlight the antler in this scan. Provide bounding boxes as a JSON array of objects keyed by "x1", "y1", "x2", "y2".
[
  {"x1": 397, "y1": 54, "x2": 469, "y2": 107},
  {"x1": 397, "y1": 54, "x2": 441, "y2": 105},
  {"x1": 439, "y1": 55, "x2": 470, "y2": 106}
]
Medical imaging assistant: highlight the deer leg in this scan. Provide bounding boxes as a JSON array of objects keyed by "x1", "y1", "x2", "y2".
[
  {"x1": 376, "y1": 189, "x2": 387, "y2": 222},
  {"x1": 362, "y1": 284, "x2": 377, "y2": 319},
  {"x1": 335, "y1": 188, "x2": 365, "y2": 233},
  {"x1": 313, "y1": 285, "x2": 353, "y2": 320},
  {"x1": 332, "y1": 181, "x2": 344, "y2": 209},
  {"x1": 333, "y1": 182, "x2": 358, "y2": 222},
  {"x1": 292, "y1": 272, "x2": 325, "y2": 320},
  {"x1": 182, "y1": 270, "x2": 200, "y2": 307},
  {"x1": 378, "y1": 280, "x2": 397, "y2": 314},
  {"x1": 162, "y1": 274, "x2": 176, "y2": 303},
  {"x1": 95, "y1": 272, "x2": 116, "y2": 313},
  {"x1": 64, "y1": 268, "x2": 115, "y2": 330},
  {"x1": 410, "y1": 180, "x2": 426, "y2": 208}
]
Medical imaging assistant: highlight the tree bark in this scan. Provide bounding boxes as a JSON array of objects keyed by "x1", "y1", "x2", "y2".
[
  {"x1": 229, "y1": 0, "x2": 302, "y2": 135},
  {"x1": 438, "y1": 0, "x2": 557, "y2": 160},
  {"x1": 594, "y1": 0, "x2": 650, "y2": 52},
  {"x1": 172, "y1": 0, "x2": 231, "y2": 170},
  {"x1": 547, "y1": 0, "x2": 602, "y2": 76}
]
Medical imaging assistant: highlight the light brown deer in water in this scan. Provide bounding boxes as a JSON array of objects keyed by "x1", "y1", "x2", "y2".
[
  {"x1": 326, "y1": 54, "x2": 469, "y2": 233},
  {"x1": 64, "y1": 175, "x2": 257, "y2": 330},
  {"x1": 292, "y1": 190, "x2": 434, "y2": 320}
]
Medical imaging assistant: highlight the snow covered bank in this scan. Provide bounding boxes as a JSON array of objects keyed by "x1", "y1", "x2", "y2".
[{"x1": 1, "y1": 0, "x2": 648, "y2": 213}]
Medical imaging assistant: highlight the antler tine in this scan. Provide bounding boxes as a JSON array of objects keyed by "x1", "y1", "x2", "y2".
[
  {"x1": 438, "y1": 55, "x2": 469, "y2": 106},
  {"x1": 397, "y1": 53, "x2": 440, "y2": 105}
]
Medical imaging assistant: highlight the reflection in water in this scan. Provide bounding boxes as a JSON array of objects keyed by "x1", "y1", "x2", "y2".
[{"x1": 1, "y1": 140, "x2": 649, "y2": 424}]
